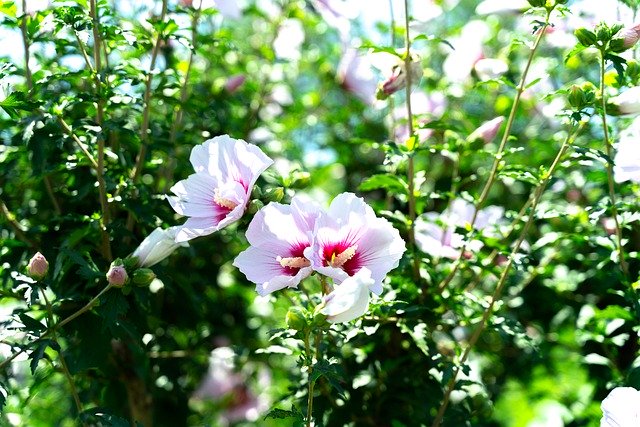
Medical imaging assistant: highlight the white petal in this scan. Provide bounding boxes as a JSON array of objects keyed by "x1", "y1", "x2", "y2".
[
  {"x1": 601, "y1": 387, "x2": 640, "y2": 426},
  {"x1": 321, "y1": 268, "x2": 374, "y2": 323}
]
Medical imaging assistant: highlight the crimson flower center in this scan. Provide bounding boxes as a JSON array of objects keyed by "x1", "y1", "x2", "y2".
[{"x1": 327, "y1": 245, "x2": 357, "y2": 268}]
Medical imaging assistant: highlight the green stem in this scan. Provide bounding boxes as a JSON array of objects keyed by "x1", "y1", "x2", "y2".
[
  {"x1": 436, "y1": 9, "x2": 552, "y2": 292},
  {"x1": 40, "y1": 289, "x2": 85, "y2": 419},
  {"x1": 304, "y1": 331, "x2": 316, "y2": 427},
  {"x1": 431, "y1": 121, "x2": 586, "y2": 426},
  {"x1": 599, "y1": 51, "x2": 629, "y2": 277},
  {"x1": 403, "y1": 0, "x2": 420, "y2": 282}
]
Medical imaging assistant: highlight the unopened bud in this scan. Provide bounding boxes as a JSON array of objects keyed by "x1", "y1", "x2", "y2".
[
  {"x1": 247, "y1": 199, "x2": 264, "y2": 215},
  {"x1": 468, "y1": 117, "x2": 504, "y2": 144},
  {"x1": 106, "y1": 264, "x2": 129, "y2": 287},
  {"x1": 27, "y1": 252, "x2": 49, "y2": 281},
  {"x1": 264, "y1": 187, "x2": 284, "y2": 203},
  {"x1": 132, "y1": 268, "x2": 156, "y2": 287},
  {"x1": 224, "y1": 74, "x2": 246, "y2": 93},
  {"x1": 285, "y1": 307, "x2": 307, "y2": 331},
  {"x1": 611, "y1": 24, "x2": 640, "y2": 53},
  {"x1": 596, "y1": 24, "x2": 611, "y2": 43},
  {"x1": 568, "y1": 82, "x2": 597, "y2": 110},
  {"x1": 627, "y1": 59, "x2": 639, "y2": 82},
  {"x1": 376, "y1": 54, "x2": 422, "y2": 100},
  {"x1": 575, "y1": 28, "x2": 597, "y2": 47}
]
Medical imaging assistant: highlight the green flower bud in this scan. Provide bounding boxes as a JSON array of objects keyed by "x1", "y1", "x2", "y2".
[
  {"x1": 596, "y1": 25, "x2": 611, "y2": 43},
  {"x1": 575, "y1": 28, "x2": 597, "y2": 47},
  {"x1": 627, "y1": 60, "x2": 639, "y2": 83},
  {"x1": 132, "y1": 268, "x2": 156, "y2": 287},
  {"x1": 247, "y1": 199, "x2": 264, "y2": 215},
  {"x1": 263, "y1": 187, "x2": 284, "y2": 203},
  {"x1": 285, "y1": 307, "x2": 308, "y2": 331}
]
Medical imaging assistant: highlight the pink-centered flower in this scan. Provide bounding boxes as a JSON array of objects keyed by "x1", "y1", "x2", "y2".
[
  {"x1": 233, "y1": 196, "x2": 321, "y2": 296},
  {"x1": 169, "y1": 135, "x2": 273, "y2": 243},
  {"x1": 415, "y1": 199, "x2": 503, "y2": 259},
  {"x1": 303, "y1": 192, "x2": 406, "y2": 295}
]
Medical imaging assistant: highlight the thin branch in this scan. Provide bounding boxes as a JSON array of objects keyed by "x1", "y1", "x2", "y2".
[{"x1": 0, "y1": 198, "x2": 36, "y2": 247}]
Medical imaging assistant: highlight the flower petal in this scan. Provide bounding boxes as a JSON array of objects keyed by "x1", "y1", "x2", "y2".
[{"x1": 321, "y1": 268, "x2": 374, "y2": 323}]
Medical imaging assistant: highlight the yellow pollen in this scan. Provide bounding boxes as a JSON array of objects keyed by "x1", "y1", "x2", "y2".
[
  {"x1": 214, "y1": 189, "x2": 239, "y2": 210},
  {"x1": 329, "y1": 245, "x2": 357, "y2": 268},
  {"x1": 277, "y1": 256, "x2": 311, "y2": 269}
]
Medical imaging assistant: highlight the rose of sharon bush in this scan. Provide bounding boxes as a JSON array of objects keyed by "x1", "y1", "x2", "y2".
[
  {"x1": 169, "y1": 135, "x2": 273, "y2": 242},
  {"x1": 233, "y1": 196, "x2": 321, "y2": 296},
  {"x1": 304, "y1": 192, "x2": 406, "y2": 295}
]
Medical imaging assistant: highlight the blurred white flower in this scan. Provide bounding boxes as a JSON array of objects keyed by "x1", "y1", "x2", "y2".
[
  {"x1": 273, "y1": 19, "x2": 305, "y2": 61},
  {"x1": 474, "y1": 58, "x2": 508, "y2": 81},
  {"x1": 614, "y1": 117, "x2": 640, "y2": 183},
  {"x1": 443, "y1": 21, "x2": 490, "y2": 83},
  {"x1": 338, "y1": 48, "x2": 378, "y2": 104},
  {"x1": 600, "y1": 387, "x2": 640, "y2": 427},
  {"x1": 468, "y1": 116, "x2": 504, "y2": 144},
  {"x1": 475, "y1": 0, "x2": 529, "y2": 15}
]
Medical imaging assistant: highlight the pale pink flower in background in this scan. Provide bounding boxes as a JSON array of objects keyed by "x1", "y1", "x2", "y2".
[
  {"x1": 338, "y1": 48, "x2": 378, "y2": 104},
  {"x1": 321, "y1": 268, "x2": 375, "y2": 323},
  {"x1": 468, "y1": 116, "x2": 505, "y2": 144},
  {"x1": 392, "y1": 91, "x2": 446, "y2": 143},
  {"x1": 169, "y1": 135, "x2": 273, "y2": 243},
  {"x1": 473, "y1": 58, "x2": 508, "y2": 81},
  {"x1": 106, "y1": 265, "x2": 128, "y2": 287},
  {"x1": 233, "y1": 196, "x2": 321, "y2": 296},
  {"x1": 194, "y1": 0, "x2": 242, "y2": 19},
  {"x1": 614, "y1": 118, "x2": 640, "y2": 183},
  {"x1": 415, "y1": 199, "x2": 503, "y2": 259},
  {"x1": 304, "y1": 192, "x2": 406, "y2": 295},
  {"x1": 600, "y1": 387, "x2": 640, "y2": 427},
  {"x1": 133, "y1": 227, "x2": 187, "y2": 267},
  {"x1": 26, "y1": 252, "x2": 49, "y2": 281},
  {"x1": 443, "y1": 21, "x2": 490, "y2": 83},
  {"x1": 193, "y1": 346, "x2": 269, "y2": 425},
  {"x1": 224, "y1": 74, "x2": 245, "y2": 93}
]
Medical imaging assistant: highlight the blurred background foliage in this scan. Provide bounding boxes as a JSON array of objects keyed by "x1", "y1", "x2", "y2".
[{"x1": 1, "y1": 0, "x2": 640, "y2": 425}]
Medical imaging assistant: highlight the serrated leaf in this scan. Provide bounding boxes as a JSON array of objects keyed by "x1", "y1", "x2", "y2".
[
  {"x1": 29, "y1": 339, "x2": 53, "y2": 374},
  {"x1": 0, "y1": 91, "x2": 39, "y2": 118},
  {"x1": 263, "y1": 407, "x2": 304, "y2": 421},
  {"x1": 18, "y1": 312, "x2": 46, "y2": 332},
  {"x1": 310, "y1": 359, "x2": 345, "y2": 398}
]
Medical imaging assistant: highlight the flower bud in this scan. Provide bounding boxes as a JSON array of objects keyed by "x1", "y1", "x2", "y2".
[
  {"x1": 285, "y1": 307, "x2": 307, "y2": 331},
  {"x1": 247, "y1": 199, "x2": 264, "y2": 215},
  {"x1": 626, "y1": 60, "x2": 639, "y2": 83},
  {"x1": 567, "y1": 82, "x2": 596, "y2": 110},
  {"x1": 263, "y1": 187, "x2": 284, "y2": 203},
  {"x1": 376, "y1": 54, "x2": 422, "y2": 100},
  {"x1": 468, "y1": 117, "x2": 504, "y2": 144},
  {"x1": 106, "y1": 264, "x2": 129, "y2": 287},
  {"x1": 132, "y1": 227, "x2": 186, "y2": 267},
  {"x1": 608, "y1": 87, "x2": 640, "y2": 115},
  {"x1": 611, "y1": 23, "x2": 640, "y2": 53},
  {"x1": 132, "y1": 268, "x2": 156, "y2": 287},
  {"x1": 596, "y1": 24, "x2": 611, "y2": 43},
  {"x1": 27, "y1": 252, "x2": 49, "y2": 281},
  {"x1": 575, "y1": 28, "x2": 597, "y2": 47},
  {"x1": 224, "y1": 74, "x2": 245, "y2": 93}
]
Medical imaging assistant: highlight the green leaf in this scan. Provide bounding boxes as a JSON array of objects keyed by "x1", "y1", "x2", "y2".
[
  {"x1": 0, "y1": 1, "x2": 17, "y2": 18},
  {"x1": 263, "y1": 407, "x2": 304, "y2": 421},
  {"x1": 0, "y1": 91, "x2": 39, "y2": 119},
  {"x1": 359, "y1": 174, "x2": 408, "y2": 193},
  {"x1": 18, "y1": 312, "x2": 46, "y2": 332},
  {"x1": 310, "y1": 358, "x2": 345, "y2": 398},
  {"x1": 29, "y1": 339, "x2": 55, "y2": 374}
]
